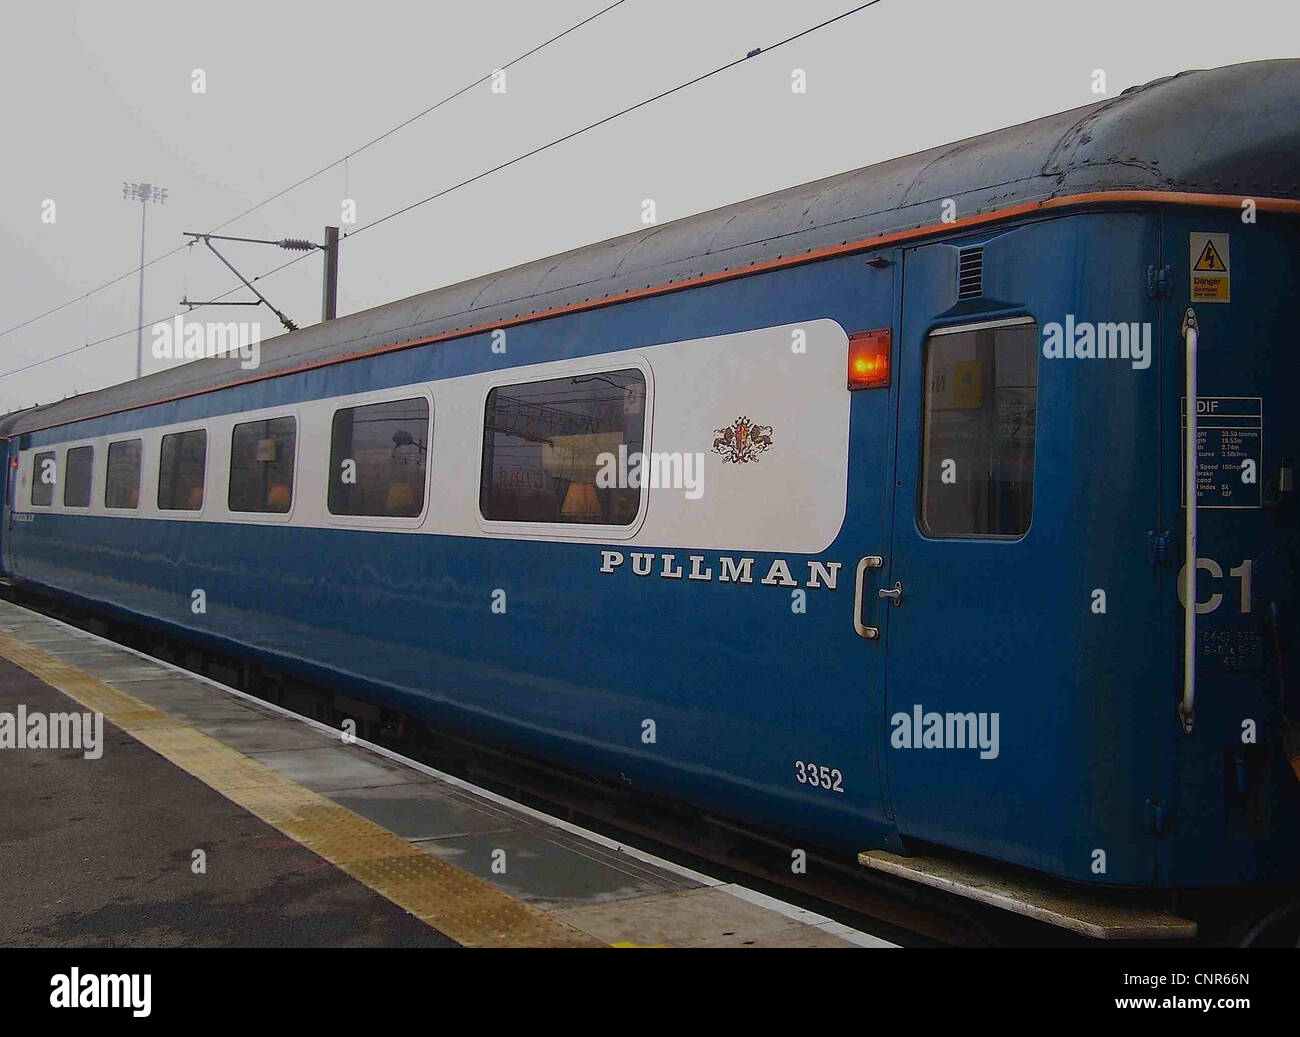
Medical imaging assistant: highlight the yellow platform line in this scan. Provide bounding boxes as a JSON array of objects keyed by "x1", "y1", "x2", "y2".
[{"x1": 0, "y1": 632, "x2": 602, "y2": 948}]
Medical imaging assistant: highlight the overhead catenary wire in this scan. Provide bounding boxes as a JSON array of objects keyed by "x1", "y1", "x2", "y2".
[
  {"x1": 205, "y1": 0, "x2": 632, "y2": 237},
  {"x1": 0, "y1": 0, "x2": 631, "y2": 346},
  {"x1": 0, "y1": 252, "x2": 314, "y2": 382},
  {"x1": 1, "y1": 0, "x2": 886, "y2": 384},
  {"x1": 348, "y1": 0, "x2": 885, "y2": 239}
]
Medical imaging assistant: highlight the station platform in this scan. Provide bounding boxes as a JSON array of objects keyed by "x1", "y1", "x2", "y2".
[{"x1": 0, "y1": 599, "x2": 894, "y2": 948}]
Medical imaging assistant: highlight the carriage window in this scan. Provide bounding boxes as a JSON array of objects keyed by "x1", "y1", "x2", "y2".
[
  {"x1": 921, "y1": 320, "x2": 1037, "y2": 537},
  {"x1": 105, "y1": 439, "x2": 143, "y2": 509},
  {"x1": 230, "y1": 417, "x2": 296, "y2": 513},
  {"x1": 480, "y1": 368, "x2": 646, "y2": 525},
  {"x1": 328, "y1": 398, "x2": 429, "y2": 517},
  {"x1": 31, "y1": 451, "x2": 55, "y2": 506},
  {"x1": 158, "y1": 429, "x2": 208, "y2": 511},
  {"x1": 63, "y1": 446, "x2": 93, "y2": 508}
]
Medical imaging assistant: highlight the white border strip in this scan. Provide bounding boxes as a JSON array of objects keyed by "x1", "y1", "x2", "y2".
[{"x1": 1, "y1": 599, "x2": 898, "y2": 948}]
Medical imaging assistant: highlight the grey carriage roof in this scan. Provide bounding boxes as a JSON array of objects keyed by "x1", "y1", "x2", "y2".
[{"x1": 6, "y1": 58, "x2": 1299, "y2": 437}]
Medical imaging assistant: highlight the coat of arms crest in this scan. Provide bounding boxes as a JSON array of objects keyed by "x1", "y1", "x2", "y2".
[{"x1": 711, "y1": 415, "x2": 774, "y2": 464}]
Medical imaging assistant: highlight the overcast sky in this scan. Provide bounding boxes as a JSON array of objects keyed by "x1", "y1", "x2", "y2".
[{"x1": 1, "y1": 0, "x2": 1295, "y2": 415}]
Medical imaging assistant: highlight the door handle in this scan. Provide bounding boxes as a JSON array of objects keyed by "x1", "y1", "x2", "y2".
[
  {"x1": 878, "y1": 581, "x2": 903, "y2": 605},
  {"x1": 854, "y1": 555, "x2": 884, "y2": 640}
]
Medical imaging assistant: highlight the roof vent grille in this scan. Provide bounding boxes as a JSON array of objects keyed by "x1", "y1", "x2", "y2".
[{"x1": 957, "y1": 246, "x2": 983, "y2": 299}]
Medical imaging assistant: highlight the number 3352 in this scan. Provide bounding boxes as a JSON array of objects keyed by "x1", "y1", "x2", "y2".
[{"x1": 795, "y1": 761, "x2": 844, "y2": 793}]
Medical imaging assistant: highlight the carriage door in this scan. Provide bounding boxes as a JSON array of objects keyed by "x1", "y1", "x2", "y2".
[
  {"x1": 880, "y1": 216, "x2": 1164, "y2": 879},
  {"x1": 1, "y1": 440, "x2": 14, "y2": 576}
]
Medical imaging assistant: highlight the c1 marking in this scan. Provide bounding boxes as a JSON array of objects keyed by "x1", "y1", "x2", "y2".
[{"x1": 1176, "y1": 556, "x2": 1252, "y2": 615}]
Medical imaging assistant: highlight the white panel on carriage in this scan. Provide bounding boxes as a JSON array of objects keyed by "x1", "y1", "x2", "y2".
[
  {"x1": 9, "y1": 320, "x2": 851, "y2": 555},
  {"x1": 618, "y1": 318, "x2": 849, "y2": 553}
]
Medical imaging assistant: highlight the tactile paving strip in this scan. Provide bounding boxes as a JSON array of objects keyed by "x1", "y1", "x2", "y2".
[{"x1": 0, "y1": 632, "x2": 602, "y2": 948}]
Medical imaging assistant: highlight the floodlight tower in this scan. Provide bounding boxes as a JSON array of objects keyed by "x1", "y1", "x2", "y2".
[{"x1": 122, "y1": 182, "x2": 168, "y2": 379}]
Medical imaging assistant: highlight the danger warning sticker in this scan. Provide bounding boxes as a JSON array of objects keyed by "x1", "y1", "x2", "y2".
[{"x1": 1190, "y1": 231, "x2": 1230, "y2": 302}]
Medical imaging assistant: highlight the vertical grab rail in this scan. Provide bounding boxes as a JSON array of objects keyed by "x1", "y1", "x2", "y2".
[
  {"x1": 854, "y1": 555, "x2": 884, "y2": 639},
  {"x1": 1178, "y1": 309, "x2": 1199, "y2": 734}
]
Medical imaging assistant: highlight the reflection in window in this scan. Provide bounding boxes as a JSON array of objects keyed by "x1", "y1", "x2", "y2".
[
  {"x1": 328, "y1": 398, "x2": 429, "y2": 517},
  {"x1": 105, "y1": 439, "x2": 143, "y2": 509},
  {"x1": 229, "y1": 417, "x2": 296, "y2": 513},
  {"x1": 63, "y1": 446, "x2": 93, "y2": 508},
  {"x1": 158, "y1": 429, "x2": 208, "y2": 511},
  {"x1": 920, "y1": 321, "x2": 1037, "y2": 537},
  {"x1": 480, "y1": 368, "x2": 646, "y2": 525},
  {"x1": 31, "y1": 451, "x2": 55, "y2": 506}
]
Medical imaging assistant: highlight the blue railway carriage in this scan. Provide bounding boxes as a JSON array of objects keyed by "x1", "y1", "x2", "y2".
[{"x1": 3, "y1": 60, "x2": 1299, "y2": 935}]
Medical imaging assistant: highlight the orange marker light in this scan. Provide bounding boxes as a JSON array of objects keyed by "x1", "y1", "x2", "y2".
[{"x1": 848, "y1": 328, "x2": 891, "y2": 389}]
